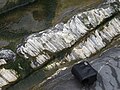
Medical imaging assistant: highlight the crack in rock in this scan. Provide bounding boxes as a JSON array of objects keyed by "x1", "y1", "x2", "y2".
[{"x1": 17, "y1": 0, "x2": 120, "y2": 69}]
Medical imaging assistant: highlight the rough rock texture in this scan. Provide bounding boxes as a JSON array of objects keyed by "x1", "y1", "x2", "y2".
[
  {"x1": 0, "y1": 49, "x2": 16, "y2": 63},
  {"x1": 0, "y1": 49, "x2": 16, "y2": 66},
  {"x1": 0, "y1": 0, "x2": 7, "y2": 9},
  {"x1": 0, "y1": 0, "x2": 119, "y2": 90},
  {"x1": 0, "y1": 0, "x2": 35, "y2": 14},
  {"x1": 0, "y1": 49, "x2": 18, "y2": 89},
  {"x1": 0, "y1": 0, "x2": 120, "y2": 90},
  {"x1": 0, "y1": 0, "x2": 57, "y2": 34},
  {"x1": 37, "y1": 47, "x2": 120, "y2": 90},
  {"x1": 0, "y1": 40, "x2": 9, "y2": 48},
  {"x1": 17, "y1": 1, "x2": 120, "y2": 69},
  {"x1": 0, "y1": 68, "x2": 18, "y2": 89},
  {"x1": 65, "y1": 17, "x2": 120, "y2": 61}
]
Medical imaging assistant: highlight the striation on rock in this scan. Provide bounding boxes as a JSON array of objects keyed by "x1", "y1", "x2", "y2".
[
  {"x1": 65, "y1": 17, "x2": 120, "y2": 61},
  {"x1": 0, "y1": 68, "x2": 18, "y2": 88},
  {"x1": 0, "y1": 49, "x2": 18, "y2": 89},
  {"x1": 17, "y1": 1, "x2": 120, "y2": 69},
  {"x1": 3, "y1": 0, "x2": 120, "y2": 90}
]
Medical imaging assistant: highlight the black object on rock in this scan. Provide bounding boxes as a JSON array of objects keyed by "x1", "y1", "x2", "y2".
[{"x1": 71, "y1": 61, "x2": 97, "y2": 85}]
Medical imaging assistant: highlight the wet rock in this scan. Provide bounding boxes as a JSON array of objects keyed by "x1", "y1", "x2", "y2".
[
  {"x1": 17, "y1": 1, "x2": 120, "y2": 69},
  {"x1": 0, "y1": 40, "x2": 9, "y2": 48},
  {"x1": 7, "y1": 12, "x2": 48, "y2": 33},
  {"x1": 0, "y1": 0, "x2": 35, "y2": 14},
  {"x1": 0, "y1": 0, "x2": 57, "y2": 33},
  {"x1": 37, "y1": 47, "x2": 120, "y2": 90}
]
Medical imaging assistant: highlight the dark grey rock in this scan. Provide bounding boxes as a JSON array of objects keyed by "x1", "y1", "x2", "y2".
[
  {"x1": 0, "y1": 0, "x2": 7, "y2": 9},
  {"x1": 7, "y1": 12, "x2": 48, "y2": 33},
  {"x1": 40, "y1": 47, "x2": 120, "y2": 90},
  {"x1": 0, "y1": 0, "x2": 35, "y2": 14},
  {"x1": 0, "y1": 40, "x2": 9, "y2": 48}
]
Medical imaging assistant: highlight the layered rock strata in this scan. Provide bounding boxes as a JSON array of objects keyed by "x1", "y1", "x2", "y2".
[{"x1": 17, "y1": 1, "x2": 120, "y2": 69}]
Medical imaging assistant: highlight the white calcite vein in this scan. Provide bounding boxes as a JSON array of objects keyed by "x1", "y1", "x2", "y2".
[
  {"x1": 0, "y1": 59, "x2": 7, "y2": 66},
  {"x1": 65, "y1": 17, "x2": 120, "y2": 61},
  {"x1": 0, "y1": 49, "x2": 18, "y2": 89},
  {"x1": 17, "y1": 2, "x2": 119, "y2": 68},
  {"x1": 0, "y1": 68, "x2": 18, "y2": 88}
]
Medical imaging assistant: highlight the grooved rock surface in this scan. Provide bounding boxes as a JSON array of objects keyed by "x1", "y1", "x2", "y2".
[
  {"x1": 0, "y1": 68, "x2": 18, "y2": 88},
  {"x1": 0, "y1": 49, "x2": 18, "y2": 89},
  {"x1": 65, "y1": 17, "x2": 120, "y2": 61},
  {"x1": 17, "y1": 1, "x2": 120, "y2": 69},
  {"x1": 38, "y1": 47, "x2": 120, "y2": 90}
]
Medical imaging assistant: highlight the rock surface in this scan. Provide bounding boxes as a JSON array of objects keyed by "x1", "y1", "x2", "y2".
[
  {"x1": 8, "y1": 13, "x2": 47, "y2": 33},
  {"x1": 17, "y1": 1, "x2": 120, "y2": 69},
  {"x1": 0, "y1": 49, "x2": 18, "y2": 89},
  {"x1": 0, "y1": 40, "x2": 9, "y2": 48},
  {"x1": 0, "y1": 0, "x2": 57, "y2": 34},
  {"x1": 65, "y1": 17, "x2": 120, "y2": 61},
  {"x1": 0, "y1": 0, "x2": 120, "y2": 90},
  {"x1": 36, "y1": 47, "x2": 120, "y2": 90},
  {"x1": 0, "y1": 49, "x2": 16, "y2": 63},
  {"x1": 0, "y1": 0, "x2": 35, "y2": 14},
  {"x1": 0, "y1": 68, "x2": 18, "y2": 89},
  {"x1": 0, "y1": 0, "x2": 7, "y2": 9}
]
